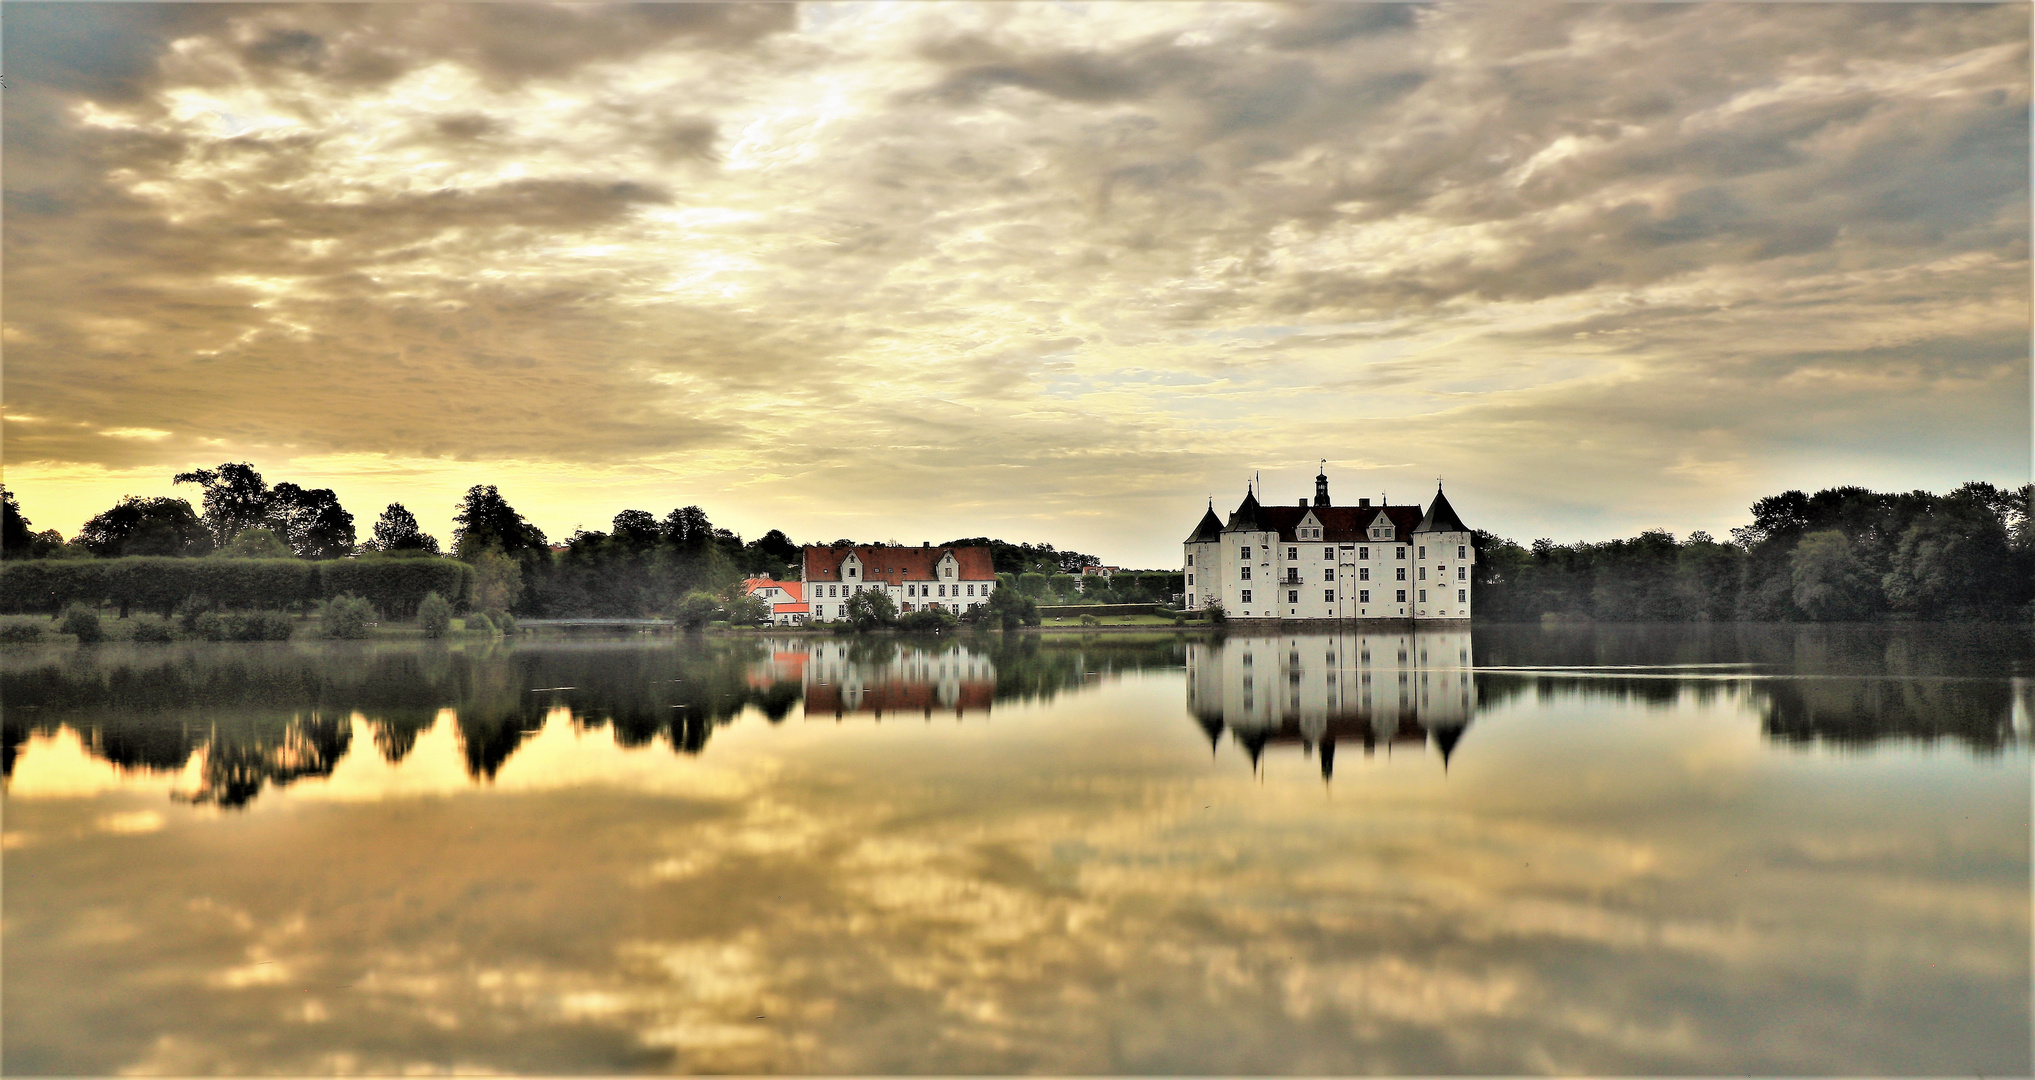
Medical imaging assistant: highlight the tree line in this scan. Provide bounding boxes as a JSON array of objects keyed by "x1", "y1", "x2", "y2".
[
  {"x1": 1471, "y1": 482, "x2": 2032, "y2": 622},
  {"x1": 0, "y1": 464, "x2": 1135, "y2": 622}
]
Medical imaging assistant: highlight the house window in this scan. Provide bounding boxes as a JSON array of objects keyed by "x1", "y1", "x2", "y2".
[
  {"x1": 1323, "y1": 569, "x2": 1335, "y2": 581},
  {"x1": 1359, "y1": 590, "x2": 1370, "y2": 603},
  {"x1": 1324, "y1": 590, "x2": 1335, "y2": 603},
  {"x1": 1458, "y1": 589, "x2": 1467, "y2": 602},
  {"x1": 1287, "y1": 590, "x2": 1299, "y2": 603},
  {"x1": 1241, "y1": 590, "x2": 1253, "y2": 604},
  {"x1": 1396, "y1": 590, "x2": 1406, "y2": 602},
  {"x1": 1240, "y1": 566, "x2": 1251, "y2": 580},
  {"x1": 848, "y1": 567, "x2": 857, "y2": 578},
  {"x1": 1396, "y1": 567, "x2": 1406, "y2": 581}
]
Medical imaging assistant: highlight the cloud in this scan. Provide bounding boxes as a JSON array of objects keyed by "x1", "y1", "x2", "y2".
[{"x1": 2, "y1": 2, "x2": 2026, "y2": 559}]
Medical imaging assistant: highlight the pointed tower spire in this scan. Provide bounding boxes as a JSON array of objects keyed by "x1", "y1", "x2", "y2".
[{"x1": 1314, "y1": 460, "x2": 1331, "y2": 507}]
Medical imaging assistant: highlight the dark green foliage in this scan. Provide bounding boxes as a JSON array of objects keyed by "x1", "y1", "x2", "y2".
[
  {"x1": 674, "y1": 591, "x2": 721, "y2": 630},
  {"x1": 487, "y1": 610, "x2": 517, "y2": 636},
  {"x1": 60, "y1": 604, "x2": 104, "y2": 644},
  {"x1": 3, "y1": 489, "x2": 37, "y2": 558},
  {"x1": 320, "y1": 557, "x2": 474, "y2": 619},
  {"x1": 465, "y1": 611, "x2": 497, "y2": 635},
  {"x1": 844, "y1": 589, "x2": 898, "y2": 631},
  {"x1": 1473, "y1": 482, "x2": 2032, "y2": 622},
  {"x1": 940, "y1": 537, "x2": 1099, "y2": 576},
  {"x1": 897, "y1": 607, "x2": 956, "y2": 631},
  {"x1": 417, "y1": 592, "x2": 453, "y2": 638},
  {"x1": 324, "y1": 595, "x2": 375, "y2": 639},
  {"x1": 369, "y1": 503, "x2": 440, "y2": 554},
  {"x1": 267, "y1": 483, "x2": 356, "y2": 558},
  {"x1": 0, "y1": 558, "x2": 342, "y2": 615},
  {"x1": 223, "y1": 610, "x2": 295, "y2": 641},
  {"x1": 174, "y1": 463, "x2": 276, "y2": 547},
  {"x1": 132, "y1": 619, "x2": 176, "y2": 644},
  {"x1": 0, "y1": 623, "x2": 43, "y2": 644},
  {"x1": 76, "y1": 496, "x2": 213, "y2": 557},
  {"x1": 983, "y1": 588, "x2": 1039, "y2": 629},
  {"x1": 191, "y1": 611, "x2": 228, "y2": 641},
  {"x1": 220, "y1": 528, "x2": 294, "y2": 558},
  {"x1": 452, "y1": 485, "x2": 548, "y2": 560},
  {"x1": 1017, "y1": 571, "x2": 1048, "y2": 597}
]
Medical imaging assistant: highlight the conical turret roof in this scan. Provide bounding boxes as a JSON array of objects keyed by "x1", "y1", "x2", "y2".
[
  {"x1": 1414, "y1": 484, "x2": 1468, "y2": 534},
  {"x1": 1185, "y1": 501, "x2": 1224, "y2": 543},
  {"x1": 1224, "y1": 487, "x2": 1267, "y2": 532}
]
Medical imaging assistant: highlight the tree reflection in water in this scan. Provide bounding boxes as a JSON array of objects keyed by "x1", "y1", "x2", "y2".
[{"x1": 3, "y1": 625, "x2": 2027, "y2": 806}]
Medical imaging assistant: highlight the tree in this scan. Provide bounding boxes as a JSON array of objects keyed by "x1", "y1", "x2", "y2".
[
  {"x1": 2, "y1": 489, "x2": 33, "y2": 558},
  {"x1": 611, "y1": 509, "x2": 662, "y2": 547},
  {"x1": 451, "y1": 485, "x2": 548, "y2": 560},
  {"x1": 267, "y1": 483, "x2": 356, "y2": 558},
  {"x1": 417, "y1": 591, "x2": 453, "y2": 638},
  {"x1": 1016, "y1": 571, "x2": 1048, "y2": 598},
  {"x1": 1882, "y1": 495, "x2": 2018, "y2": 619},
  {"x1": 722, "y1": 593, "x2": 772, "y2": 626},
  {"x1": 982, "y1": 588, "x2": 1039, "y2": 629},
  {"x1": 174, "y1": 463, "x2": 275, "y2": 547},
  {"x1": 845, "y1": 589, "x2": 898, "y2": 631},
  {"x1": 674, "y1": 590, "x2": 721, "y2": 630},
  {"x1": 470, "y1": 549, "x2": 524, "y2": 612},
  {"x1": 369, "y1": 503, "x2": 440, "y2": 553},
  {"x1": 220, "y1": 527, "x2": 294, "y2": 559},
  {"x1": 76, "y1": 496, "x2": 213, "y2": 557},
  {"x1": 1790, "y1": 530, "x2": 1877, "y2": 620}
]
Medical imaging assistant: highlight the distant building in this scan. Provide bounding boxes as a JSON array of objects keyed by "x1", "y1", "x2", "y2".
[
  {"x1": 801, "y1": 543, "x2": 999, "y2": 622},
  {"x1": 1184, "y1": 467, "x2": 1474, "y2": 622},
  {"x1": 1081, "y1": 565, "x2": 1119, "y2": 578},
  {"x1": 741, "y1": 578, "x2": 809, "y2": 625}
]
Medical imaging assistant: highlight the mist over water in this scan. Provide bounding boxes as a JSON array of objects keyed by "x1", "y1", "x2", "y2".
[{"x1": 5, "y1": 625, "x2": 2028, "y2": 1074}]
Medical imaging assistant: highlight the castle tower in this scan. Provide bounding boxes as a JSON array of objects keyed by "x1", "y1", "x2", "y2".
[{"x1": 1314, "y1": 464, "x2": 1331, "y2": 508}]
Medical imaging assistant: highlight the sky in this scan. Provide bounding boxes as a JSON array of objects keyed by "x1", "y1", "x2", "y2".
[{"x1": 4, "y1": 2, "x2": 2029, "y2": 567}]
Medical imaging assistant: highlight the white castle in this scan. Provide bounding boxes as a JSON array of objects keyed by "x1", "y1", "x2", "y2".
[{"x1": 1184, "y1": 467, "x2": 1474, "y2": 622}]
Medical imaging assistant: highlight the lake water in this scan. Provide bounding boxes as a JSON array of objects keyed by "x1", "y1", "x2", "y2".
[{"x1": 5, "y1": 625, "x2": 2030, "y2": 1075}]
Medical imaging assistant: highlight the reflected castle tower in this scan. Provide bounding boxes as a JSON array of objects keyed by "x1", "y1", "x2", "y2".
[{"x1": 1188, "y1": 629, "x2": 1477, "y2": 778}]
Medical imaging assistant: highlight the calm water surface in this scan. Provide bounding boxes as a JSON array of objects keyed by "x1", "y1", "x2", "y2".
[{"x1": 5, "y1": 624, "x2": 2029, "y2": 1075}]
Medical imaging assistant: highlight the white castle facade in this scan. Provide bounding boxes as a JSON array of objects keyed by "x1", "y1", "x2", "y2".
[{"x1": 1184, "y1": 469, "x2": 1475, "y2": 622}]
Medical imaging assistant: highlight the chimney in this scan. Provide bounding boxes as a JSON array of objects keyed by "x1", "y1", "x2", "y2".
[
  {"x1": 1359, "y1": 498, "x2": 1371, "y2": 507},
  {"x1": 1298, "y1": 499, "x2": 1307, "y2": 508},
  {"x1": 922, "y1": 541, "x2": 929, "y2": 547}
]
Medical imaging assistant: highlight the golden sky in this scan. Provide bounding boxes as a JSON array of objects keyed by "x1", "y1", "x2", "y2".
[{"x1": 4, "y1": 2, "x2": 2029, "y2": 565}]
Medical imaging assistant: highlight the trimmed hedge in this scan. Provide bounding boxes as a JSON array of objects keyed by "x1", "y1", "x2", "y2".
[{"x1": 0, "y1": 557, "x2": 472, "y2": 617}]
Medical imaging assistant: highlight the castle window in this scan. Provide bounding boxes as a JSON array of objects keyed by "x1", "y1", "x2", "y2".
[
  {"x1": 1240, "y1": 546, "x2": 1251, "y2": 559},
  {"x1": 1241, "y1": 590, "x2": 1252, "y2": 604},
  {"x1": 1396, "y1": 568, "x2": 1406, "y2": 581},
  {"x1": 1419, "y1": 567, "x2": 1427, "y2": 580},
  {"x1": 1420, "y1": 590, "x2": 1428, "y2": 602},
  {"x1": 1323, "y1": 547, "x2": 1334, "y2": 560},
  {"x1": 1458, "y1": 566, "x2": 1467, "y2": 581},
  {"x1": 1240, "y1": 566, "x2": 1251, "y2": 580},
  {"x1": 1419, "y1": 546, "x2": 1426, "y2": 559},
  {"x1": 1458, "y1": 589, "x2": 1467, "y2": 603},
  {"x1": 1458, "y1": 545, "x2": 1467, "y2": 560},
  {"x1": 1396, "y1": 547, "x2": 1406, "y2": 559},
  {"x1": 1287, "y1": 590, "x2": 1299, "y2": 603},
  {"x1": 1360, "y1": 590, "x2": 1370, "y2": 603},
  {"x1": 1358, "y1": 546, "x2": 1369, "y2": 560},
  {"x1": 1287, "y1": 547, "x2": 1297, "y2": 560},
  {"x1": 1187, "y1": 574, "x2": 1194, "y2": 585},
  {"x1": 1323, "y1": 568, "x2": 1335, "y2": 581},
  {"x1": 1187, "y1": 554, "x2": 1194, "y2": 566},
  {"x1": 1324, "y1": 589, "x2": 1335, "y2": 603},
  {"x1": 1396, "y1": 590, "x2": 1406, "y2": 602}
]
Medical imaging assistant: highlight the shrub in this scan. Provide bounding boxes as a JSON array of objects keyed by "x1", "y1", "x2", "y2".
[
  {"x1": 465, "y1": 611, "x2": 497, "y2": 635},
  {"x1": 898, "y1": 607, "x2": 956, "y2": 632},
  {"x1": 132, "y1": 619, "x2": 177, "y2": 643},
  {"x1": 324, "y1": 594, "x2": 375, "y2": 640},
  {"x1": 1079, "y1": 613, "x2": 1100, "y2": 627},
  {"x1": 0, "y1": 555, "x2": 468, "y2": 618},
  {"x1": 417, "y1": 591, "x2": 452, "y2": 638},
  {"x1": 225, "y1": 610, "x2": 294, "y2": 641},
  {"x1": 487, "y1": 610, "x2": 517, "y2": 636},
  {"x1": 0, "y1": 623, "x2": 42, "y2": 644},
  {"x1": 192, "y1": 611, "x2": 228, "y2": 641},
  {"x1": 61, "y1": 603, "x2": 105, "y2": 644},
  {"x1": 674, "y1": 591, "x2": 720, "y2": 630}
]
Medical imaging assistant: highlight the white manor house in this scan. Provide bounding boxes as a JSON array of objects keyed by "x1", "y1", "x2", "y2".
[{"x1": 1185, "y1": 468, "x2": 1475, "y2": 622}]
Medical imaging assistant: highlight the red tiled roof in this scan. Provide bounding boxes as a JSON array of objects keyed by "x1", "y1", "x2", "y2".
[
  {"x1": 1242, "y1": 504, "x2": 1424, "y2": 544},
  {"x1": 743, "y1": 578, "x2": 805, "y2": 602},
  {"x1": 801, "y1": 544, "x2": 997, "y2": 584},
  {"x1": 772, "y1": 602, "x2": 808, "y2": 614}
]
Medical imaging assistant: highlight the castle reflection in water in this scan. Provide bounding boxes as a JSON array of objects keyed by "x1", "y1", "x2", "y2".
[{"x1": 1189, "y1": 631, "x2": 1476, "y2": 777}]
